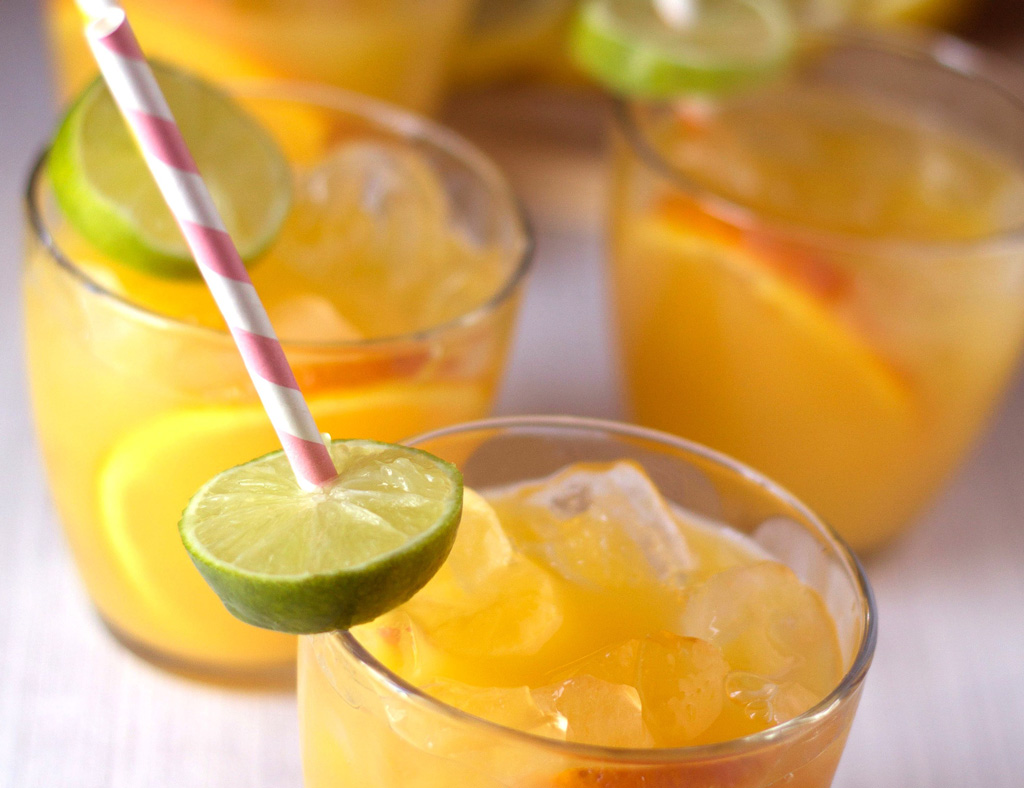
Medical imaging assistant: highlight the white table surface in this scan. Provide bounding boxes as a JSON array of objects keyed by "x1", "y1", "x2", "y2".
[{"x1": 2, "y1": 2, "x2": 1023, "y2": 786}]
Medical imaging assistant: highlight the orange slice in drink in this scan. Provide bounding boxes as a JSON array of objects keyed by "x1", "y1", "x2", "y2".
[
  {"x1": 616, "y1": 205, "x2": 918, "y2": 543},
  {"x1": 97, "y1": 383, "x2": 489, "y2": 652},
  {"x1": 626, "y1": 201, "x2": 915, "y2": 414}
]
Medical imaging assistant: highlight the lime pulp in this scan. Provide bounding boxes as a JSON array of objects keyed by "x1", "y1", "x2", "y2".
[
  {"x1": 48, "y1": 61, "x2": 291, "y2": 277},
  {"x1": 179, "y1": 439, "x2": 463, "y2": 634},
  {"x1": 569, "y1": 0, "x2": 795, "y2": 98}
]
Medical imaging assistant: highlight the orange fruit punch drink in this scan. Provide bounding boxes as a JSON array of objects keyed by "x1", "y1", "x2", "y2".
[
  {"x1": 299, "y1": 417, "x2": 876, "y2": 788},
  {"x1": 607, "y1": 32, "x2": 1024, "y2": 552},
  {"x1": 46, "y1": 0, "x2": 475, "y2": 112},
  {"x1": 24, "y1": 71, "x2": 531, "y2": 682}
]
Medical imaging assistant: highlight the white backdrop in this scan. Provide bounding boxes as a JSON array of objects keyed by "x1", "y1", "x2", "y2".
[{"x1": 1, "y1": 1, "x2": 1022, "y2": 785}]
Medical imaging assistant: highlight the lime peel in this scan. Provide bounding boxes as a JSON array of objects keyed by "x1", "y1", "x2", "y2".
[
  {"x1": 48, "y1": 61, "x2": 291, "y2": 277},
  {"x1": 179, "y1": 439, "x2": 464, "y2": 634},
  {"x1": 570, "y1": 0, "x2": 795, "y2": 98}
]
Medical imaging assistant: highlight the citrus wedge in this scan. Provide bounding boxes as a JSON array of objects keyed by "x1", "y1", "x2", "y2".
[
  {"x1": 616, "y1": 210, "x2": 919, "y2": 543},
  {"x1": 623, "y1": 211, "x2": 914, "y2": 423},
  {"x1": 180, "y1": 439, "x2": 462, "y2": 634},
  {"x1": 570, "y1": 0, "x2": 794, "y2": 97},
  {"x1": 49, "y1": 61, "x2": 291, "y2": 277}
]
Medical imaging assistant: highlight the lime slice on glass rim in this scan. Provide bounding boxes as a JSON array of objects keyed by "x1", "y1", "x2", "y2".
[
  {"x1": 179, "y1": 439, "x2": 464, "y2": 634},
  {"x1": 570, "y1": 0, "x2": 795, "y2": 97},
  {"x1": 48, "y1": 61, "x2": 291, "y2": 277}
]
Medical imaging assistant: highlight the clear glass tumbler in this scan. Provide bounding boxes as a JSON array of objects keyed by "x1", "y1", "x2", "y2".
[
  {"x1": 24, "y1": 84, "x2": 532, "y2": 683},
  {"x1": 300, "y1": 416, "x2": 876, "y2": 788},
  {"x1": 46, "y1": 0, "x2": 475, "y2": 113},
  {"x1": 608, "y1": 31, "x2": 1024, "y2": 552}
]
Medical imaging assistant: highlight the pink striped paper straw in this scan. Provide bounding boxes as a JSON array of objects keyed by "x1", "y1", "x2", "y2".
[{"x1": 81, "y1": 7, "x2": 338, "y2": 490}]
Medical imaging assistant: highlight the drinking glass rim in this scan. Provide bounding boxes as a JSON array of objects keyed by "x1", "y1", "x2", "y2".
[
  {"x1": 614, "y1": 27, "x2": 1024, "y2": 260},
  {"x1": 325, "y1": 414, "x2": 878, "y2": 764},
  {"x1": 25, "y1": 79, "x2": 535, "y2": 351}
]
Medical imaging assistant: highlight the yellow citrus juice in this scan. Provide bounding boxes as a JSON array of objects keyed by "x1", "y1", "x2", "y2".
[
  {"x1": 47, "y1": 0, "x2": 474, "y2": 113},
  {"x1": 23, "y1": 88, "x2": 529, "y2": 680},
  {"x1": 452, "y1": 0, "x2": 579, "y2": 88},
  {"x1": 300, "y1": 422, "x2": 873, "y2": 788},
  {"x1": 609, "y1": 43, "x2": 1024, "y2": 553}
]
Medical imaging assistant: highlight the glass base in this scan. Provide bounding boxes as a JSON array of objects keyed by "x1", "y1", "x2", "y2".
[{"x1": 100, "y1": 616, "x2": 296, "y2": 690}]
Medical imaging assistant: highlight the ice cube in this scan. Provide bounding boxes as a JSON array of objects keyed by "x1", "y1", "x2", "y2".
[
  {"x1": 437, "y1": 488, "x2": 514, "y2": 596},
  {"x1": 678, "y1": 562, "x2": 842, "y2": 698},
  {"x1": 561, "y1": 638, "x2": 641, "y2": 685},
  {"x1": 561, "y1": 632, "x2": 727, "y2": 746},
  {"x1": 300, "y1": 141, "x2": 449, "y2": 262},
  {"x1": 406, "y1": 557, "x2": 562, "y2": 658},
  {"x1": 427, "y1": 679, "x2": 564, "y2": 739},
  {"x1": 351, "y1": 610, "x2": 440, "y2": 684},
  {"x1": 493, "y1": 461, "x2": 694, "y2": 592},
  {"x1": 675, "y1": 511, "x2": 770, "y2": 583},
  {"x1": 383, "y1": 681, "x2": 561, "y2": 783},
  {"x1": 537, "y1": 674, "x2": 652, "y2": 748},
  {"x1": 772, "y1": 681, "x2": 821, "y2": 724},
  {"x1": 633, "y1": 632, "x2": 728, "y2": 744},
  {"x1": 411, "y1": 237, "x2": 509, "y2": 331},
  {"x1": 267, "y1": 294, "x2": 363, "y2": 343},
  {"x1": 724, "y1": 670, "x2": 777, "y2": 725},
  {"x1": 271, "y1": 141, "x2": 451, "y2": 336},
  {"x1": 724, "y1": 671, "x2": 820, "y2": 725},
  {"x1": 402, "y1": 491, "x2": 561, "y2": 658}
]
